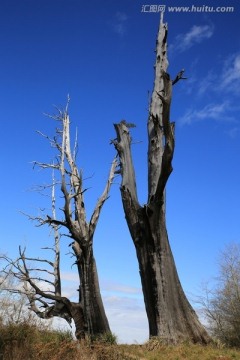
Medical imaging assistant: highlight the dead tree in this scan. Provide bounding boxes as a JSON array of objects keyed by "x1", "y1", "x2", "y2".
[
  {"x1": 112, "y1": 15, "x2": 211, "y2": 344},
  {"x1": 2, "y1": 99, "x2": 117, "y2": 339}
]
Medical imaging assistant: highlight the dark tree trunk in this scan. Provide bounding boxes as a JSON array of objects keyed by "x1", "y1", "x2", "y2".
[
  {"x1": 134, "y1": 205, "x2": 209, "y2": 343},
  {"x1": 69, "y1": 302, "x2": 86, "y2": 339},
  {"x1": 79, "y1": 246, "x2": 110, "y2": 336},
  {"x1": 113, "y1": 15, "x2": 211, "y2": 344},
  {"x1": 51, "y1": 247, "x2": 110, "y2": 340}
]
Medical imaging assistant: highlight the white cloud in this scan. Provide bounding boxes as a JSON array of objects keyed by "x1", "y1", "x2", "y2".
[
  {"x1": 180, "y1": 53, "x2": 240, "y2": 129},
  {"x1": 101, "y1": 280, "x2": 148, "y2": 343},
  {"x1": 116, "y1": 12, "x2": 128, "y2": 22},
  {"x1": 61, "y1": 271, "x2": 79, "y2": 282},
  {"x1": 197, "y1": 71, "x2": 215, "y2": 96},
  {"x1": 179, "y1": 101, "x2": 233, "y2": 125},
  {"x1": 196, "y1": 53, "x2": 240, "y2": 96},
  {"x1": 61, "y1": 273, "x2": 80, "y2": 299},
  {"x1": 220, "y1": 53, "x2": 240, "y2": 90},
  {"x1": 61, "y1": 272, "x2": 142, "y2": 297},
  {"x1": 226, "y1": 126, "x2": 240, "y2": 139},
  {"x1": 113, "y1": 12, "x2": 128, "y2": 37},
  {"x1": 104, "y1": 295, "x2": 148, "y2": 344},
  {"x1": 173, "y1": 24, "x2": 214, "y2": 52},
  {"x1": 59, "y1": 274, "x2": 148, "y2": 343},
  {"x1": 101, "y1": 280, "x2": 142, "y2": 295},
  {"x1": 50, "y1": 294, "x2": 149, "y2": 344}
]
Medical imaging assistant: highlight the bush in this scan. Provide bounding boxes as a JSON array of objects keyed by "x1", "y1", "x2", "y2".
[
  {"x1": 201, "y1": 243, "x2": 240, "y2": 347},
  {"x1": 0, "y1": 321, "x2": 75, "y2": 360}
]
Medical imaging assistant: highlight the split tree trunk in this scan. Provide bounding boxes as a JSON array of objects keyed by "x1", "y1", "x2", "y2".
[{"x1": 113, "y1": 15, "x2": 211, "y2": 344}]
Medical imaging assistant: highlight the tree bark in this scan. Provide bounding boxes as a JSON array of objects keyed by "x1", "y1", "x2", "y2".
[
  {"x1": 73, "y1": 242, "x2": 110, "y2": 336},
  {"x1": 113, "y1": 16, "x2": 211, "y2": 344},
  {"x1": 70, "y1": 302, "x2": 86, "y2": 339},
  {"x1": 135, "y1": 207, "x2": 210, "y2": 343}
]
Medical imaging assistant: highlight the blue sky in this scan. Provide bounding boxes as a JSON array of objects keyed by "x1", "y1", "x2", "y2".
[{"x1": 0, "y1": 0, "x2": 240, "y2": 343}]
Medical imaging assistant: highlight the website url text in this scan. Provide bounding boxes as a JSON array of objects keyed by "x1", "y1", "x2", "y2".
[{"x1": 141, "y1": 5, "x2": 235, "y2": 13}]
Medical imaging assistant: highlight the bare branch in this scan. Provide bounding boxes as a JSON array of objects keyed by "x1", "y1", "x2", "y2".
[
  {"x1": 89, "y1": 157, "x2": 118, "y2": 237},
  {"x1": 32, "y1": 161, "x2": 60, "y2": 171},
  {"x1": 172, "y1": 69, "x2": 187, "y2": 85},
  {"x1": 17, "y1": 247, "x2": 61, "y2": 303},
  {"x1": 51, "y1": 171, "x2": 62, "y2": 296},
  {"x1": 73, "y1": 127, "x2": 78, "y2": 162},
  {"x1": 20, "y1": 210, "x2": 67, "y2": 228},
  {"x1": 19, "y1": 257, "x2": 54, "y2": 268},
  {"x1": 36, "y1": 130, "x2": 56, "y2": 146},
  {"x1": 58, "y1": 110, "x2": 89, "y2": 241}
]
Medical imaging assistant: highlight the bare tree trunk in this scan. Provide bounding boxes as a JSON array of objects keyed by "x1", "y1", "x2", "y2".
[
  {"x1": 113, "y1": 15, "x2": 211, "y2": 344},
  {"x1": 135, "y1": 206, "x2": 209, "y2": 343},
  {"x1": 69, "y1": 302, "x2": 86, "y2": 339},
  {"x1": 77, "y1": 245, "x2": 110, "y2": 335}
]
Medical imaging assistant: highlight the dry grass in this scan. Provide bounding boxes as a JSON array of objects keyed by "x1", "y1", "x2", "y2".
[
  {"x1": 1, "y1": 324, "x2": 240, "y2": 360},
  {"x1": 118, "y1": 341, "x2": 240, "y2": 360}
]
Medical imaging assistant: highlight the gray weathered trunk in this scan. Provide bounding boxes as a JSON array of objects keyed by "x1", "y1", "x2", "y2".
[
  {"x1": 77, "y1": 245, "x2": 110, "y2": 336},
  {"x1": 113, "y1": 15, "x2": 211, "y2": 344},
  {"x1": 70, "y1": 302, "x2": 86, "y2": 339},
  {"x1": 134, "y1": 205, "x2": 209, "y2": 343}
]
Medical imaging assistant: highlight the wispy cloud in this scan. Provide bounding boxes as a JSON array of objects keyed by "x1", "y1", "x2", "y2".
[
  {"x1": 197, "y1": 71, "x2": 216, "y2": 96},
  {"x1": 179, "y1": 101, "x2": 233, "y2": 125},
  {"x1": 220, "y1": 53, "x2": 240, "y2": 90},
  {"x1": 61, "y1": 272, "x2": 79, "y2": 282},
  {"x1": 116, "y1": 12, "x2": 128, "y2": 22},
  {"x1": 102, "y1": 280, "x2": 142, "y2": 295},
  {"x1": 196, "y1": 53, "x2": 240, "y2": 96},
  {"x1": 225, "y1": 126, "x2": 240, "y2": 139},
  {"x1": 113, "y1": 12, "x2": 128, "y2": 37},
  {"x1": 104, "y1": 295, "x2": 148, "y2": 344},
  {"x1": 61, "y1": 273, "x2": 142, "y2": 296},
  {"x1": 52, "y1": 295, "x2": 148, "y2": 344},
  {"x1": 59, "y1": 274, "x2": 147, "y2": 343},
  {"x1": 172, "y1": 24, "x2": 214, "y2": 53}
]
